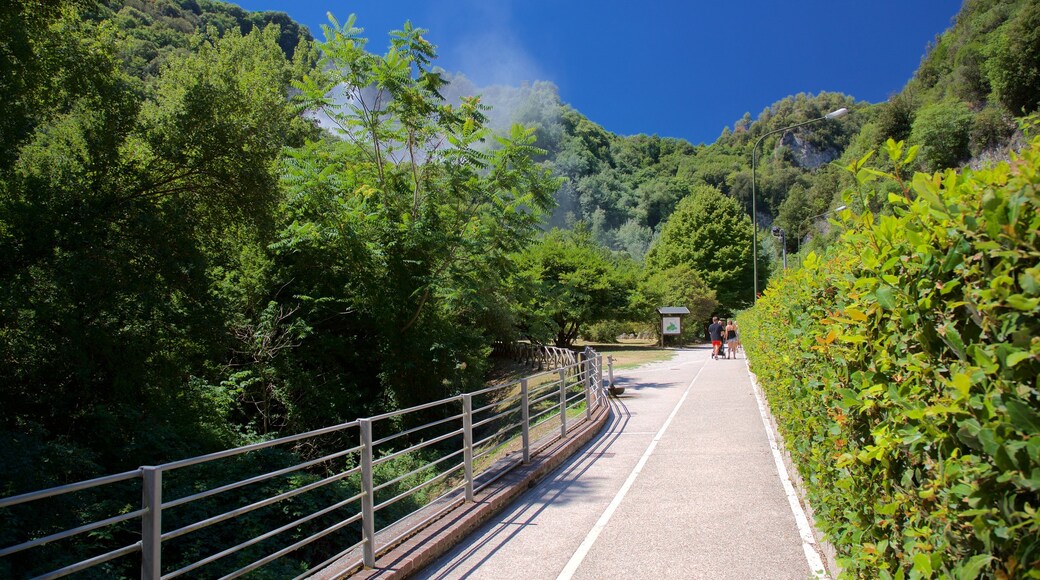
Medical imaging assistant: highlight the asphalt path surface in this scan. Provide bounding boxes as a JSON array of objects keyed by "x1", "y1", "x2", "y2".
[{"x1": 415, "y1": 346, "x2": 823, "y2": 580}]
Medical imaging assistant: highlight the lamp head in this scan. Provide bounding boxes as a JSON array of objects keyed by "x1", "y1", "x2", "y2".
[{"x1": 825, "y1": 107, "x2": 849, "y2": 119}]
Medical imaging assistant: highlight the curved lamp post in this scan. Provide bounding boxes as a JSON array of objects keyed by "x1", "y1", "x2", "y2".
[
  {"x1": 752, "y1": 107, "x2": 848, "y2": 303},
  {"x1": 797, "y1": 204, "x2": 847, "y2": 251}
]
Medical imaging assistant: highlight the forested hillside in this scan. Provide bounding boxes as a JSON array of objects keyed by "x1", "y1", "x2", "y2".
[{"x1": 480, "y1": 0, "x2": 1038, "y2": 263}]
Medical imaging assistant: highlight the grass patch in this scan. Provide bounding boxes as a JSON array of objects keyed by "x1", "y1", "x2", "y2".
[{"x1": 573, "y1": 338, "x2": 677, "y2": 369}]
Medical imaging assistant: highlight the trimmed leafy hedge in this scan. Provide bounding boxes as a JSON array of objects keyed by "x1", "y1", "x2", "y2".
[{"x1": 739, "y1": 137, "x2": 1040, "y2": 578}]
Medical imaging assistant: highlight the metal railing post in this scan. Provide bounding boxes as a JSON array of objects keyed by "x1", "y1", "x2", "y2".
[
  {"x1": 596, "y1": 354, "x2": 604, "y2": 408},
  {"x1": 360, "y1": 419, "x2": 376, "y2": 567},
  {"x1": 520, "y1": 379, "x2": 530, "y2": 464},
  {"x1": 559, "y1": 368, "x2": 568, "y2": 438},
  {"x1": 582, "y1": 352, "x2": 592, "y2": 420},
  {"x1": 141, "y1": 467, "x2": 162, "y2": 580},
  {"x1": 463, "y1": 394, "x2": 475, "y2": 502}
]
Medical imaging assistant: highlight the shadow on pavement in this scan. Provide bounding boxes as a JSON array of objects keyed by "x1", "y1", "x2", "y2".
[{"x1": 417, "y1": 397, "x2": 633, "y2": 579}]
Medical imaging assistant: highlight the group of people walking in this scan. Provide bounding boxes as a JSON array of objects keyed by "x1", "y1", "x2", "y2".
[{"x1": 707, "y1": 316, "x2": 740, "y2": 359}]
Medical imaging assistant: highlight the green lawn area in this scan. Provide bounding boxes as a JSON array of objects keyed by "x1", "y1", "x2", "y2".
[
  {"x1": 483, "y1": 338, "x2": 690, "y2": 389},
  {"x1": 572, "y1": 338, "x2": 677, "y2": 369}
]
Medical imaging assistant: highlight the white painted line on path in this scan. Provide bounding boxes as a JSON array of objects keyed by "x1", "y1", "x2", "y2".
[
  {"x1": 556, "y1": 359, "x2": 707, "y2": 580},
  {"x1": 745, "y1": 362, "x2": 830, "y2": 579}
]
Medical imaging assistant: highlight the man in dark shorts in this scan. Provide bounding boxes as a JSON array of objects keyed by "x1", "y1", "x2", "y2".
[{"x1": 708, "y1": 316, "x2": 724, "y2": 360}]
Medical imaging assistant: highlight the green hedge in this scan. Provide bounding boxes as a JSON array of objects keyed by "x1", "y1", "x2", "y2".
[{"x1": 739, "y1": 138, "x2": 1039, "y2": 579}]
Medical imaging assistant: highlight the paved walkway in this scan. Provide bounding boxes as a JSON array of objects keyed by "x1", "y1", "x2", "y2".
[{"x1": 415, "y1": 346, "x2": 827, "y2": 579}]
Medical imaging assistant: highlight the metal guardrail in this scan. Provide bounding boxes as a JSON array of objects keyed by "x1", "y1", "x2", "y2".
[
  {"x1": 492, "y1": 342, "x2": 577, "y2": 370},
  {"x1": 0, "y1": 348, "x2": 607, "y2": 579}
]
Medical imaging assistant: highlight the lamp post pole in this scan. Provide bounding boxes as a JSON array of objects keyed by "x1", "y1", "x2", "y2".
[{"x1": 751, "y1": 107, "x2": 848, "y2": 304}]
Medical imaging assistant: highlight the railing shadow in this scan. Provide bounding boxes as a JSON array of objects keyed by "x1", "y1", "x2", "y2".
[{"x1": 416, "y1": 396, "x2": 632, "y2": 579}]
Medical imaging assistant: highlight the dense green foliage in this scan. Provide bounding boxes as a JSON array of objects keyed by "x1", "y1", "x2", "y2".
[
  {"x1": 272, "y1": 14, "x2": 559, "y2": 416},
  {"x1": 0, "y1": 1, "x2": 310, "y2": 476},
  {"x1": 93, "y1": 0, "x2": 312, "y2": 78},
  {"x1": 0, "y1": 2, "x2": 561, "y2": 574},
  {"x1": 631, "y1": 265, "x2": 718, "y2": 343},
  {"x1": 739, "y1": 137, "x2": 1040, "y2": 578},
  {"x1": 511, "y1": 227, "x2": 638, "y2": 347},
  {"x1": 644, "y1": 185, "x2": 761, "y2": 311}
]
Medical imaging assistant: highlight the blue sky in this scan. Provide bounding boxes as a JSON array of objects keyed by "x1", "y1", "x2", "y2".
[{"x1": 233, "y1": 0, "x2": 959, "y2": 145}]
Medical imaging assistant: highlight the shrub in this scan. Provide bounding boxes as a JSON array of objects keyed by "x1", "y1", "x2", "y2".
[
  {"x1": 740, "y1": 137, "x2": 1040, "y2": 578},
  {"x1": 909, "y1": 99, "x2": 974, "y2": 170},
  {"x1": 584, "y1": 320, "x2": 626, "y2": 343}
]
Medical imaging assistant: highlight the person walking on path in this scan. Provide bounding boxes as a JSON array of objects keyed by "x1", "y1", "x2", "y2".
[
  {"x1": 725, "y1": 319, "x2": 739, "y2": 359},
  {"x1": 708, "y1": 316, "x2": 724, "y2": 360}
]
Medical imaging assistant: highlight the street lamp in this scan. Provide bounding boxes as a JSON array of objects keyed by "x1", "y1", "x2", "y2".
[
  {"x1": 752, "y1": 107, "x2": 848, "y2": 303},
  {"x1": 797, "y1": 204, "x2": 847, "y2": 251}
]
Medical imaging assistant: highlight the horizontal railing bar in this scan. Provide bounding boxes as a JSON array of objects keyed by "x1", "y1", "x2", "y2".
[
  {"x1": 375, "y1": 496, "x2": 465, "y2": 559},
  {"x1": 164, "y1": 446, "x2": 360, "y2": 510},
  {"x1": 566, "y1": 391, "x2": 584, "y2": 405},
  {"x1": 522, "y1": 368, "x2": 565, "y2": 383},
  {"x1": 472, "y1": 408, "x2": 520, "y2": 431},
  {"x1": 372, "y1": 412, "x2": 462, "y2": 447},
  {"x1": 466, "y1": 377, "x2": 520, "y2": 397},
  {"x1": 371, "y1": 429, "x2": 462, "y2": 467},
  {"x1": 0, "y1": 469, "x2": 141, "y2": 509},
  {"x1": 161, "y1": 421, "x2": 360, "y2": 472},
  {"x1": 0, "y1": 508, "x2": 145, "y2": 558},
  {"x1": 530, "y1": 389, "x2": 560, "y2": 407},
  {"x1": 473, "y1": 445, "x2": 503, "y2": 466},
  {"x1": 373, "y1": 463, "x2": 463, "y2": 514},
  {"x1": 162, "y1": 468, "x2": 355, "y2": 542},
  {"x1": 471, "y1": 398, "x2": 507, "y2": 417},
  {"x1": 365, "y1": 396, "x2": 461, "y2": 423},
  {"x1": 372, "y1": 449, "x2": 463, "y2": 495},
  {"x1": 528, "y1": 376, "x2": 566, "y2": 393},
  {"x1": 474, "y1": 457, "x2": 523, "y2": 494},
  {"x1": 474, "y1": 421, "x2": 522, "y2": 451},
  {"x1": 480, "y1": 391, "x2": 522, "y2": 412},
  {"x1": 35, "y1": 541, "x2": 141, "y2": 580},
  {"x1": 218, "y1": 510, "x2": 364, "y2": 580},
  {"x1": 296, "y1": 538, "x2": 366, "y2": 580},
  {"x1": 165, "y1": 499, "x2": 363, "y2": 579},
  {"x1": 529, "y1": 405, "x2": 560, "y2": 424}
]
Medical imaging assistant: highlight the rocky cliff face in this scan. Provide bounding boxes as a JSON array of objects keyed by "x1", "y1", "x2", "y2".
[{"x1": 779, "y1": 132, "x2": 840, "y2": 170}]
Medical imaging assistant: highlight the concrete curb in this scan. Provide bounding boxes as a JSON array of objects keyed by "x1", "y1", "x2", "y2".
[{"x1": 318, "y1": 403, "x2": 611, "y2": 579}]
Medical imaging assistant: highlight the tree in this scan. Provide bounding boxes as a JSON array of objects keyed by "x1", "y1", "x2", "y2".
[
  {"x1": 632, "y1": 265, "x2": 718, "y2": 342},
  {"x1": 909, "y1": 99, "x2": 973, "y2": 170},
  {"x1": 279, "y1": 14, "x2": 560, "y2": 411},
  {"x1": 511, "y1": 228, "x2": 637, "y2": 348},
  {"x1": 0, "y1": 10, "x2": 308, "y2": 474},
  {"x1": 987, "y1": 1, "x2": 1040, "y2": 115},
  {"x1": 645, "y1": 185, "x2": 758, "y2": 311}
]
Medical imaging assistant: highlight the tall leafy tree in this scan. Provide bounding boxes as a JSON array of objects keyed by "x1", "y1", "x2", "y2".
[
  {"x1": 276, "y1": 14, "x2": 559, "y2": 412},
  {"x1": 511, "y1": 227, "x2": 637, "y2": 348},
  {"x1": 0, "y1": 9, "x2": 308, "y2": 474},
  {"x1": 645, "y1": 185, "x2": 760, "y2": 311}
]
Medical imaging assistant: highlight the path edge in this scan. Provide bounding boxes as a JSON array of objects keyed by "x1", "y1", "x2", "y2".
[{"x1": 746, "y1": 363, "x2": 841, "y2": 578}]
